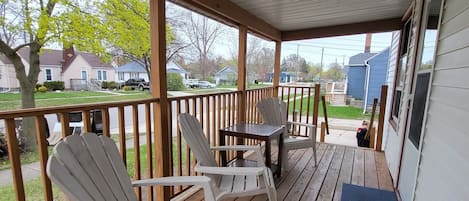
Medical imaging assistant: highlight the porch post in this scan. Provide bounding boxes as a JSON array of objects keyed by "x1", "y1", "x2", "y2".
[
  {"x1": 237, "y1": 25, "x2": 248, "y2": 159},
  {"x1": 149, "y1": 0, "x2": 171, "y2": 200},
  {"x1": 273, "y1": 41, "x2": 281, "y2": 97},
  {"x1": 237, "y1": 25, "x2": 248, "y2": 123}
]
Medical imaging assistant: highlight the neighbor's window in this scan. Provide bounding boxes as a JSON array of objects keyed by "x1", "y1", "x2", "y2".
[
  {"x1": 392, "y1": 19, "x2": 412, "y2": 120},
  {"x1": 97, "y1": 70, "x2": 107, "y2": 81},
  {"x1": 118, "y1": 72, "x2": 124, "y2": 81},
  {"x1": 45, "y1": 69, "x2": 53, "y2": 81}
]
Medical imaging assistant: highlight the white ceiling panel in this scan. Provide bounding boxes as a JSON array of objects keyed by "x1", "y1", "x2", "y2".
[{"x1": 230, "y1": 0, "x2": 410, "y2": 31}]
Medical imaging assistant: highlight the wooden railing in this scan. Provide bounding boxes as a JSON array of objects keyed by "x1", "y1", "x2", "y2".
[
  {"x1": 0, "y1": 85, "x2": 321, "y2": 201},
  {"x1": 0, "y1": 98, "x2": 158, "y2": 201}
]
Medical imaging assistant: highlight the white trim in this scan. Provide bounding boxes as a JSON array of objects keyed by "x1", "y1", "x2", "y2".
[
  {"x1": 363, "y1": 63, "x2": 371, "y2": 113},
  {"x1": 45, "y1": 68, "x2": 53, "y2": 81},
  {"x1": 80, "y1": 70, "x2": 88, "y2": 81}
]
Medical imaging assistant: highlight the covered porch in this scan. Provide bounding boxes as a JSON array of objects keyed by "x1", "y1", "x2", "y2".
[{"x1": 0, "y1": 0, "x2": 406, "y2": 200}]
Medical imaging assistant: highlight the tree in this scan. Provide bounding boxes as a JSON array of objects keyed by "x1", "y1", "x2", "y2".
[
  {"x1": 0, "y1": 0, "x2": 104, "y2": 150},
  {"x1": 323, "y1": 62, "x2": 344, "y2": 81},
  {"x1": 181, "y1": 12, "x2": 224, "y2": 79},
  {"x1": 99, "y1": 0, "x2": 177, "y2": 85}
]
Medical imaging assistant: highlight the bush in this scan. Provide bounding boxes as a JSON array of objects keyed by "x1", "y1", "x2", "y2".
[
  {"x1": 102, "y1": 81, "x2": 118, "y2": 90},
  {"x1": 123, "y1": 86, "x2": 133, "y2": 91},
  {"x1": 37, "y1": 86, "x2": 48, "y2": 92},
  {"x1": 43, "y1": 81, "x2": 64, "y2": 91},
  {"x1": 167, "y1": 73, "x2": 185, "y2": 91},
  {"x1": 0, "y1": 132, "x2": 6, "y2": 158}
]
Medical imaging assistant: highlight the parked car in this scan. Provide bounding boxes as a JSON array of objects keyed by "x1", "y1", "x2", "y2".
[
  {"x1": 183, "y1": 79, "x2": 199, "y2": 88},
  {"x1": 198, "y1": 81, "x2": 216, "y2": 88},
  {"x1": 119, "y1": 78, "x2": 150, "y2": 90}
]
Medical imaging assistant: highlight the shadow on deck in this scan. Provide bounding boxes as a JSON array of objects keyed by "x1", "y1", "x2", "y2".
[{"x1": 184, "y1": 143, "x2": 394, "y2": 201}]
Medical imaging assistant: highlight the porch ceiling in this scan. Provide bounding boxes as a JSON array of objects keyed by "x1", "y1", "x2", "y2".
[
  {"x1": 231, "y1": 0, "x2": 409, "y2": 31},
  {"x1": 172, "y1": 0, "x2": 409, "y2": 41}
]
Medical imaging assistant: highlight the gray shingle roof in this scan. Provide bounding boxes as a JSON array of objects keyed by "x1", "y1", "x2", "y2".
[
  {"x1": 116, "y1": 61, "x2": 147, "y2": 73},
  {"x1": 348, "y1": 52, "x2": 377, "y2": 65}
]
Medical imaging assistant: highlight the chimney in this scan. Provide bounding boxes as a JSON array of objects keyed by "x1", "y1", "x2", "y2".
[
  {"x1": 364, "y1": 33, "x2": 372, "y2": 53},
  {"x1": 62, "y1": 45, "x2": 75, "y2": 69}
]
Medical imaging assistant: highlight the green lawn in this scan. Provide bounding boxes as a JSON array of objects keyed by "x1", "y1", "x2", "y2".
[
  {"x1": 0, "y1": 147, "x2": 53, "y2": 171},
  {"x1": 0, "y1": 91, "x2": 151, "y2": 111},
  {"x1": 181, "y1": 88, "x2": 233, "y2": 95},
  {"x1": 288, "y1": 97, "x2": 373, "y2": 120}
]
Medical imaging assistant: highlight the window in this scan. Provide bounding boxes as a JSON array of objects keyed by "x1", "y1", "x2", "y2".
[
  {"x1": 130, "y1": 72, "x2": 138, "y2": 78},
  {"x1": 118, "y1": 72, "x2": 124, "y2": 81},
  {"x1": 391, "y1": 19, "x2": 412, "y2": 121},
  {"x1": 45, "y1": 69, "x2": 53, "y2": 81},
  {"x1": 81, "y1": 70, "x2": 88, "y2": 80},
  {"x1": 97, "y1": 70, "x2": 108, "y2": 81}
]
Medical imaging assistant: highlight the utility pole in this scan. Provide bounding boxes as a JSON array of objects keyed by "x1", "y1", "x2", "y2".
[
  {"x1": 296, "y1": 44, "x2": 300, "y2": 81},
  {"x1": 320, "y1": 47, "x2": 324, "y2": 72}
]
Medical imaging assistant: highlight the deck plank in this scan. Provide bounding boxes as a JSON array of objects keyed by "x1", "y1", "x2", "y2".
[
  {"x1": 184, "y1": 144, "x2": 395, "y2": 201},
  {"x1": 332, "y1": 147, "x2": 355, "y2": 201},
  {"x1": 316, "y1": 145, "x2": 345, "y2": 201},
  {"x1": 351, "y1": 148, "x2": 365, "y2": 186},
  {"x1": 375, "y1": 151, "x2": 394, "y2": 191},
  {"x1": 364, "y1": 149, "x2": 379, "y2": 188},
  {"x1": 299, "y1": 145, "x2": 337, "y2": 201}
]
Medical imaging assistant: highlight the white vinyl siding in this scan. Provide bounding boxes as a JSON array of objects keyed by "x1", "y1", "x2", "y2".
[{"x1": 414, "y1": 0, "x2": 469, "y2": 200}]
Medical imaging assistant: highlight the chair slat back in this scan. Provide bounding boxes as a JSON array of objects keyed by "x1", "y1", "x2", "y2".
[
  {"x1": 47, "y1": 134, "x2": 137, "y2": 201},
  {"x1": 178, "y1": 114, "x2": 220, "y2": 182},
  {"x1": 257, "y1": 97, "x2": 288, "y2": 126}
]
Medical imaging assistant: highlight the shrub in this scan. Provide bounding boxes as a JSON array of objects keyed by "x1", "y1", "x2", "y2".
[
  {"x1": 0, "y1": 132, "x2": 6, "y2": 158},
  {"x1": 43, "y1": 81, "x2": 65, "y2": 91},
  {"x1": 167, "y1": 73, "x2": 185, "y2": 91},
  {"x1": 37, "y1": 86, "x2": 48, "y2": 92},
  {"x1": 123, "y1": 86, "x2": 133, "y2": 91},
  {"x1": 35, "y1": 84, "x2": 42, "y2": 89},
  {"x1": 102, "y1": 81, "x2": 118, "y2": 90}
]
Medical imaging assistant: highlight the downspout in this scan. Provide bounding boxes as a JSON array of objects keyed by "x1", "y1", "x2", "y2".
[{"x1": 363, "y1": 63, "x2": 371, "y2": 114}]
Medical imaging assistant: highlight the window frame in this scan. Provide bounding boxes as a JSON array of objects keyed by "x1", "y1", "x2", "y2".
[
  {"x1": 389, "y1": 17, "x2": 413, "y2": 129},
  {"x1": 45, "y1": 68, "x2": 53, "y2": 81}
]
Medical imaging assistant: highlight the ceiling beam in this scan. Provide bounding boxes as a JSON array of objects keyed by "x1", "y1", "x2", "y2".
[
  {"x1": 170, "y1": 0, "x2": 281, "y2": 41},
  {"x1": 282, "y1": 18, "x2": 403, "y2": 41}
]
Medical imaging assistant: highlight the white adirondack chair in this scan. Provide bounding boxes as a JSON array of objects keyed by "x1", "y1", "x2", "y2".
[
  {"x1": 46, "y1": 133, "x2": 216, "y2": 201},
  {"x1": 257, "y1": 97, "x2": 317, "y2": 169},
  {"x1": 178, "y1": 113, "x2": 277, "y2": 201}
]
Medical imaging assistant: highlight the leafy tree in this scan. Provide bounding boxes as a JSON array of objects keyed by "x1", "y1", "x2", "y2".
[
  {"x1": 323, "y1": 62, "x2": 345, "y2": 81},
  {"x1": 0, "y1": 0, "x2": 103, "y2": 150},
  {"x1": 99, "y1": 0, "x2": 177, "y2": 85}
]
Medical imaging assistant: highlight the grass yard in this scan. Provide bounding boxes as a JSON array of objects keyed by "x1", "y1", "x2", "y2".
[
  {"x1": 0, "y1": 147, "x2": 54, "y2": 171},
  {"x1": 288, "y1": 97, "x2": 374, "y2": 120},
  {"x1": 181, "y1": 88, "x2": 233, "y2": 95},
  {"x1": 0, "y1": 91, "x2": 151, "y2": 111}
]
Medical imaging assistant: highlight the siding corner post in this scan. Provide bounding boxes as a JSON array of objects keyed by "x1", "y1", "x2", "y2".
[
  {"x1": 376, "y1": 85, "x2": 388, "y2": 151},
  {"x1": 273, "y1": 41, "x2": 281, "y2": 97},
  {"x1": 149, "y1": 0, "x2": 171, "y2": 200}
]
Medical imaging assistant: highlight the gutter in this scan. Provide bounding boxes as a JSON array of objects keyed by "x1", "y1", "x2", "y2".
[{"x1": 363, "y1": 62, "x2": 371, "y2": 114}]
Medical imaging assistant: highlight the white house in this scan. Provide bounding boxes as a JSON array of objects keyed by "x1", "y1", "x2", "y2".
[{"x1": 116, "y1": 60, "x2": 187, "y2": 82}]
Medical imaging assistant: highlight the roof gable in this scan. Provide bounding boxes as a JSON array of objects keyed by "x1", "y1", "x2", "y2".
[
  {"x1": 348, "y1": 52, "x2": 377, "y2": 65},
  {"x1": 216, "y1": 66, "x2": 237, "y2": 76}
]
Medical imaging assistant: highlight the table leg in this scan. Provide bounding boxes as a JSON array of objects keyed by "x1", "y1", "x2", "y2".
[
  {"x1": 220, "y1": 133, "x2": 227, "y2": 166},
  {"x1": 236, "y1": 137, "x2": 244, "y2": 160},
  {"x1": 278, "y1": 133, "x2": 283, "y2": 177},
  {"x1": 265, "y1": 139, "x2": 271, "y2": 168}
]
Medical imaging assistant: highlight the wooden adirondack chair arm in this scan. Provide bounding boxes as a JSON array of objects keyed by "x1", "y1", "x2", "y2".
[
  {"x1": 287, "y1": 121, "x2": 316, "y2": 129},
  {"x1": 131, "y1": 176, "x2": 211, "y2": 187},
  {"x1": 195, "y1": 165, "x2": 266, "y2": 175},
  {"x1": 210, "y1": 145, "x2": 264, "y2": 165}
]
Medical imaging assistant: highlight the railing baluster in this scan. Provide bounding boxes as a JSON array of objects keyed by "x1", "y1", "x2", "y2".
[
  {"x1": 176, "y1": 100, "x2": 182, "y2": 193},
  {"x1": 216, "y1": 95, "x2": 221, "y2": 163},
  {"x1": 132, "y1": 104, "x2": 141, "y2": 200},
  {"x1": 306, "y1": 88, "x2": 312, "y2": 135},
  {"x1": 82, "y1": 110, "x2": 91, "y2": 133},
  {"x1": 299, "y1": 88, "x2": 304, "y2": 134},
  {"x1": 60, "y1": 112, "x2": 70, "y2": 138},
  {"x1": 34, "y1": 116, "x2": 53, "y2": 201},
  {"x1": 167, "y1": 101, "x2": 174, "y2": 196},
  {"x1": 102, "y1": 109, "x2": 110, "y2": 137},
  {"x1": 144, "y1": 102, "x2": 154, "y2": 201},
  {"x1": 117, "y1": 106, "x2": 126, "y2": 166},
  {"x1": 5, "y1": 118, "x2": 25, "y2": 201},
  {"x1": 185, "y1": 98, "x2": 192, "y2": 177}
]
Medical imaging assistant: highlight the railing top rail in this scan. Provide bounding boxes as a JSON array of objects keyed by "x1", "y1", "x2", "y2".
[
  {"x1": 0, "y1": 98, "x2": 159, "y2": 119},
  {"x1": 278, "y1": 85, "x2": 315, "y2": 89},
  {"x1": 168, "y1": 90, "x2": 240, "y2": 101}
]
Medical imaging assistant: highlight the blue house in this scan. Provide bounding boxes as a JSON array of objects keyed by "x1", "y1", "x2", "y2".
[
  {"x1": 267, "y1": 72, "x2": 295, "y2": 83},
  {"x1": 346, "y1": 48, "x2": 390, "y2": 112}
]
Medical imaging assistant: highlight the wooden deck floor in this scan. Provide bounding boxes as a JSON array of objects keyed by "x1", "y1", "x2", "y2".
[{"x1": 185, "y1": 143, "x2": 394, "y2": 201}]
